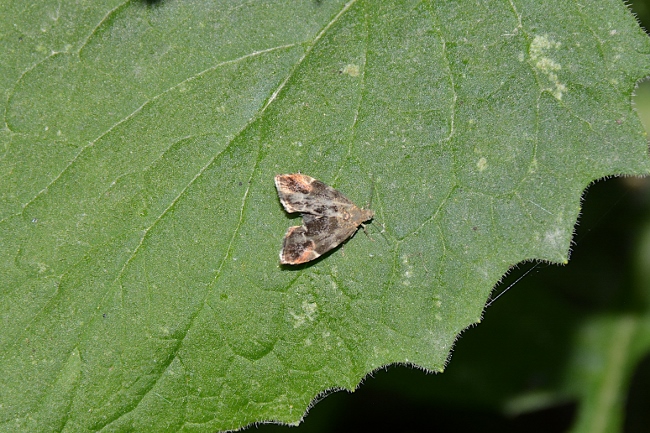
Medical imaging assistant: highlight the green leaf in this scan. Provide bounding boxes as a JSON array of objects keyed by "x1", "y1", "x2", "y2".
[
  {"x1": 1, "y1": 1, "x2": 649, "y2": 431},
  {"x1": 332, "y1": 177, "x2": 650, "y2": 433},
  {"x1": 259, "y1": 81, "x2": 650, "y2": 431}
]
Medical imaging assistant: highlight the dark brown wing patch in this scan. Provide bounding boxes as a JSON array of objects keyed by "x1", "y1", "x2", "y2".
[{"x1": 275, "y1": 173, "x2": 355, "y2": 217}]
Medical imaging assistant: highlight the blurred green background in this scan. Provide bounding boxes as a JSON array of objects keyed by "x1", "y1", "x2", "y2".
[{"x1": 256, "y1": 2, "x2": 650, "y2": 432}]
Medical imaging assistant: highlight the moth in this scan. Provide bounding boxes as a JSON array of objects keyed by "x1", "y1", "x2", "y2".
[{"x1": 275, "y1": 173, "x2": 374, "y2": 265}]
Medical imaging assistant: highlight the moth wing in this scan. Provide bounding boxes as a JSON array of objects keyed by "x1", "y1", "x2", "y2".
[
  {"x1": 275, "y1": 174, "x2": 356, "y2": 217},
  {"x1": 280, "y1": 215, "x2": 359, "y2": 264}
]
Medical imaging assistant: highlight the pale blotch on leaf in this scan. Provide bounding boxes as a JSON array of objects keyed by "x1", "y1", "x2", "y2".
[
  {"x1": 544, "y1": 227, "x2": 568, "y2": 258},
  {"x1": 289, "y1": 301, "x2": 318, "y2": 328},
  {"x1": 401, "y1": 254, "x2": 413, "y2": 286},
  {"x1": 341, "y1": 63, "x2": 360, "y2": 77},
  {"x1": 477, "y1": 157, "x2": 488, "y2": 171},
  {"x1": 529, "y1": 34, "x2": 567, "y2": 100}
]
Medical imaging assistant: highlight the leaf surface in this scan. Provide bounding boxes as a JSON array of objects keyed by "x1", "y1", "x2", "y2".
[{"x1": 1, "y1": 1, "x2": 650, "y2": 431}]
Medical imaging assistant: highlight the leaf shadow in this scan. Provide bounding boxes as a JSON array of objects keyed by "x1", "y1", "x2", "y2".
[{"x1": 136, "y1": 0, "x2": 166, "y2": 7}]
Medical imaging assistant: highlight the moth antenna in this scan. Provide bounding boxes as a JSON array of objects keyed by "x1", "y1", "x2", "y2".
[
  {"x1": 362, "y1": 172, "x2": 375, "y2": 239},
  {"x1": 368, "y1": 173, "x2": 376, "y2": 209}
]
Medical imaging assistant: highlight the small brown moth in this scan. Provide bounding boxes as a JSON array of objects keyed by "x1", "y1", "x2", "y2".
[{"x1": 275, "y1": 173, "x2": 374, "y2": 265}]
